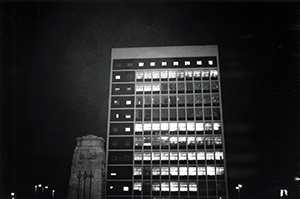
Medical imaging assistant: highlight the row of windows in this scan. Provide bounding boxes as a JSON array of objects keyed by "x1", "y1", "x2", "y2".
[
  {"x1": 112, "y1": 94, "x2": 220, "y2": 108},
  {"x1": 135, "y1": 70, "x2": 218, "y2": 81},
  {"x1": 134, "y1": 122, "x2": 221, "y2": 132},
  {"x1": 133, "y1": 166, "x2": 224, "y2": 176},
  {"x1": 113, "y1": 57, "x2": 217, "y2": 70},
  {"x1": 134, "y1": 152, "x2": 224, "y2": 162},
  {"x1": 134, "y1": 181, "x2": 198, "y2": 192},
  {"x1": 134, "y1": 135, "x2": 222, "y2": 148},
  {"x1": 135, "y1": 81, "x2": 219, "y2": 94}
]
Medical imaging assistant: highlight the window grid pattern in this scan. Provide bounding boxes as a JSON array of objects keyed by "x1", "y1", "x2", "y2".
[{"x1": 107, "y1": 57, "x2": 227, "y2": 199}]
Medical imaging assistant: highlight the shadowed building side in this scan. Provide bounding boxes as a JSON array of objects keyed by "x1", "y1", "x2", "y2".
[{"x1": 68, "y1": 135, "x2": 105, "y2": 199}]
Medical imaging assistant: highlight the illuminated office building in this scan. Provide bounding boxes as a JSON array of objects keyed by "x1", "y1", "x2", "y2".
[{"x1": 106, "y1": 46, "x2": 228, "y2": 199}]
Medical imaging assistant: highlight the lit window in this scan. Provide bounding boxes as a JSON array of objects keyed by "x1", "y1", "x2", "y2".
[
  {"x1": 213, "y1": 123, "x2": 221, "y2": 131},
  {"x1": 115, "y1": 75, "x2": 121, "y2": 79},
  {"x1": 152, "y1": 167, "x2": 160, "y2": 175},
  {"x1": 126, "y1": 87, "x2": 132, "y2": 91},
  {"x1": 161, "y1": 167, "x2": 169, "y2": 175},
  {"x1": 143, "y1": 137, "x2": 151, "y2": 146},
  {"x1": 194, "y1": 70, "x2": 201, "y2": 78},
  {"x1": 207, "y1": 166, "x2": 215, "y2": 175},
  {"x1": 143, "y1": 152, "x2": 151, "y2": 160},
  {"x1": 144, "y1": 84, "x2": 151, "y2": 92},
  {"x1": 126, "y1": 100, "x2": 131, "y2": 105},
  {"x1": 162, "y1": 62, "x2": 167, "y2": 66},
  {"x1": 177, "y1": 71, "x2": 185, "y2": 79},
  {"x1": 134, "y1": 182, "x2": 142, "y2": 191},
  {"x1": 173, "y1": 61, "x2": 179, "y2": 65},
  {"x1": 185, "y1": 61, "x2": 190, "y2": 65},
  {"x1": 215, "y1": 151, "x2": 224, "y2": 160},
  {"x1": 125, "y1": 127, "x2": 130, "y2": 132},
  {"x1": 210, "y1": 70, "x2": 218, "y2": 78},
  {"x1": 123, "y1": 186, "x2": 129, "y2": 192},
  {"x1": 206, "y1": 152, "x2": 214, "y2": 160},
  {"x1": 161, "y1": 152, "x2": 169, "y2": 160},
  {"x1": 185, "y1": 70, "x2": 193, "y2": 78},
  {"x1": 169, "y1": 71, "x2": 176, "y2": 78},
  {"x1": 188, "y1": 152, "x2": 196, "y2": 160},
  {"x1": 161, "y1": 71, "x2": 168, "y2": 78},
  {"x1": 145, "y1": 71, "x2": 151, "y2": 79},
  {"x1": 138, "y1": 62, "x2": 144, "y2": 67},
  {"x1": 134, "y1": 167, "x2": 142, "y2": 175},
  {"x1": 170, "y1": 136, "x2": 177, "y2": 145},
  {"x1": 178, "y1": 123, "x2": 186, "y2": 131},
  {"x1": 115, "y1": 114, "x2": 119, "y2": 118},
  {"x1": 196, "y1": 123, "x2": 204, "y2": 131},
  {"x1": 189, "y1": 182, "x2": 197, "y2": 191},
  {"x1": 198, "y1": 167, "x2": 206, "y2": 175},
  {"x1": 187, "y1": 137, "x2": 195, "y2": 145},
  {"x1": 216, "y1": 167, "x2": 224, "y2": 175},
  {"x1": 170, "y1": 167, "x2": 178, "y2": 175},
  {"x1": 178, "y1": 136, "x2": 186, "y2": 144},
  {"x1": 152, "y1": 71, "x2": 160, "y2": 79},
  {"x1": 135, "y1": 137, "x2": 142, "y2": 147},
  {"x1": 205, "y1": 123, "x2": 213, "y2": 131},
  {"x1": 179, "y1": 167, "x2": 188, "y2": 175},
  {"x1": 152, "y1": 83, "x2": 160, "y2": 91},
  {"x1": 152, "y1": 182, "x2": 160, "y2": 191},
  {"x1": 187, "y1": 122, "x2": 195, "y2": 131},
  {"x1": 180, "y1": 182, "x2": 188, "y2": 191},
  {"x1": 134, "y1": 153, "x2": 142, "y2": 161},
  {"x1": 152, "y1": 123, "x2": 160, "y2": 131},
  {"x1": 111, "y1": 172, "x2": 117, "y2": 176},
  {"x1": 135, "y1": 124, "x2": 142, "y2": 132},
  {"x1": 179, "y1": 152, "x2": 187, "y2": 160},
  {"x1": 215, "y1": 136, "x2": 222, "y2": 145},
  {"x1": 152, "y1": 152, "x2": 160, "y2": 160},
  {"x1": 143, "y1": 123, "x2": 151, "y2": 131},
  {"x1": 113, "y1": 100, "x2": 119, "y2": 104},
  {"x1": 161, "y1": 182, "x2": 169, "y2": 191},
  {"x1": 170, "y1": 152, "x2": 178, "y2": 160},
  {"x1": 189, "y1": 167, "x2": 197, "y2": 175},
  {"x1": 170, "y1": 182, "x2": 179, "y2": 192},
  {"x1": 150, "y1": 62, "x2": 155, "y2": 66},
  {"x1": 197, "y1": 152, "x2": 205, "y2": 160},
  {"x1": 197, "y1": 60, "x2": 202, "y2": 65},
  {"x1": 115, "y1": 87, "x2": 120, "y2": 91},
  {"x1": 136, "y1": 84, "x2": 143, "y2": 92},
  {"x1": 202, "y1": 70, "x2": 209, "y2": 78},
  {"x1": 161, "y1": 123, "x2": 169, "y2": 131},
  {"x1": 125, "y1": 115, "x2": 131, "y2": 118},
  {"x1": 208, "y1": 60, "x2": 213, "y2": 65},
  {"x1": 136, "y1": 71, "x2": 143, "y2": 80},
  {"x1": 170, "y1": 123, "x2": 178, "y2": 131}
]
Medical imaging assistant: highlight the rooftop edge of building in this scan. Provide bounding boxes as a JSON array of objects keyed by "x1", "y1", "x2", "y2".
[{"x1": 111, "y1": 45, "x2": 218, "y2": 59}]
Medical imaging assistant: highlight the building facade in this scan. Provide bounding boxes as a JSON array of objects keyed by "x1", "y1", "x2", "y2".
[{"x1": 106, "y1": 46, "x2": 228, "y2": 199}]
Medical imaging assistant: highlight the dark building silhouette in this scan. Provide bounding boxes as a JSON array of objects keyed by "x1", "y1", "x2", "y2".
[
  {"x1": 68, "y1": 135, "x2": 105, "y2": 199},
  {"x1": 106, "y1": 46, "x2": 228, "y2": 199}
]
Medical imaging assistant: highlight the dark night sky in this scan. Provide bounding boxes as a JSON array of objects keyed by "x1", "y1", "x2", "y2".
[{"x1": 1, "y1": 1, "x2": 300, "y2": 199}]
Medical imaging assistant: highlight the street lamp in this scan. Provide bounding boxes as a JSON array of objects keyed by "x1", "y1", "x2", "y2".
[{"x1": 235, "y1": 184, "x2": 242, "y2": 199}]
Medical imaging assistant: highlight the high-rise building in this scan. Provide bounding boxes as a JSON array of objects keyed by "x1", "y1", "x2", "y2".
[{"x1": 105, "y1": 46, "x2": 228, "y2": 199}]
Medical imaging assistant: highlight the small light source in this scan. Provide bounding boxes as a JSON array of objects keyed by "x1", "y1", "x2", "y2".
[
  {"x1": 115, "y1": 75, "x2": 121, "y2": 79},
  {"x1": 185, "y1": 61, "x2": 190, "y2": 65},
  {"x1": 115, "y1": 87, "x2": 120, "y2": 91},
  {"x1": 115, "y1": 114, "x2": 119, "y2": 118},
  {"x1": 126, "y1": 100, "x2": 131, "y2": 105},
  {"x1": 125, "y1": 115, "x2": 131, "y2": 118},
  {"x1": 173, "y1": 61, "x2": 179, "y2": 66},
  {"x1": 45, "y1": 186, "x2": 49, "y2": 189},
  {"x1": 150, "y1": 62, "x2": 155, "y2": 66},
  {"x1": 125, "y1": 127, "x2": 130, "y2": 132},
  {"x1": 38, "y1": 184, "x2": 42, "y2": 187},
  {"x1": 111, "y1": 173, "x2": 117, "y2": 176},
  {"x1": 138, "y1": 62, "x2": 144, "y2": 67},
  {"x1": 11, "y1": 192, "x2": 15, "y2": 196},
  {"x1": 238, "y1": 184, "x2": 242, "y2": 188},
  {"x1": 295, "y1": 177, "x2": 300, "y2": 181},
  {"x1": 197, "y1": 61, "x2": 202, "y2": 65},
  {"x1": 114, "y1": 100, "x2": 119, "y2": 104},
  {"x1": 109, "y1": 186, "x2": 113, "y2": 190},
  {"x1": 123, "y1": 186, "x2": 129, "y2": 191},
  {"x1": 208, "y1": 60, "x2": 213, "y2": 65},
  {"x1": 162, "y1": 62, "x2": 167, "y2": 66}
]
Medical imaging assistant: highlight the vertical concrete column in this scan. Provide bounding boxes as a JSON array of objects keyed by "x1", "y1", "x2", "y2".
[{"x1": 68, "y1": 135, "x2": 105, "y2": 199}]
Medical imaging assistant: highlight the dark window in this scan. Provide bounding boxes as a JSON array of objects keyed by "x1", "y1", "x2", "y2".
[
  {"x1": 161, "y1": 83, "x2": 168, "y2": 94},
  {"x1": 169, "y1": 83, "x2": 176, "y2": 93},
  {"x1": 153, "y1": 109, "x2": 159, "y2": 121},
  {"x1": 178, "y1": 109, "x2": 185, "y2": 120},
  {"x1": 170, "y1": 109, "x2": 177, "y2": 121},
  {"x1": 187, "y1": 109, "x2": 194, "y2": 120},
  {"x1": 144, "y1": 109, "x2": 151, "y2": 121},
  {"x1": 161, "y1": 109, "x2": 168, "y2": 121},
  {"x1": 202, "y1": 81, "x2": 210, "y2": 92},
  {"x1": 186, "y1": 82, "x2": 193, "y2": 93},
  {"x1": 178, "y1": 82, "x2": 185, "y2": 93}
]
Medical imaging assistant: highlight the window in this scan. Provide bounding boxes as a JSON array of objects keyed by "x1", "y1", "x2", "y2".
[
  {"x1": 186, "y1": 95, "x2": 194, "y2": 106},
  {"x1": 206, "y1": 152, "x2": 214, "y2": 160},
  {"x1": 150, "y1": 62, "x2": 155, "y2": 66},
  {"x1": 136, "y1": 71, "x2": 143, "y2": 80},
  {"x1": 170, "y1": 123, "x2": 178, "y2": 132},
  {"x1": 113, "y1": 100, "x2": 119, "y2": 105},
  {"x1": 178, "y1": 95, "x2": 185, "y2": 106},
  {"x1": 125, "y1": 114, "x2": 131, "y2": 118},
  {"x1": 161, "y1": 182, "x2": 169, "y2": 191},
  {"x1": 152, "y1": 167, "x2": 160, "y2": 175},
  {"x1": 189, "y1": 182, "x2": 197, "y2": 192},
  {"x1": 185, "y1": 61, "x2": 190, "y2": 65},
  {"x1": 211, "y1": 81, "x2": 218, "y2": 92},
  {"x1": 207, "y1": 166, "x2": 215, "y2": 175},
  {"x1": 203, "y1": 95, "x2": 211, "y2": 106},
  {"x1": 134, "y1": 167, "x2": 142, "y2": 175},
  {"x1": 185, "y1": 70, "x2": 193, "y2": 79},
  {"x1": 204, "y1": 108, "x2": 211, "y2": 119},
  {"x1": 135, "y1": 124, "x2": 143, "y2": 132},
  {"x1": 152, "y1": 152, "x2": 160, "y2": 160},
  {"x1": 178, "y1": 82, "x2": 185, "y2": 93},
  {"x1": 161, "y1": 167, "x2": 169, "y2": 175},
  {"x1": 115, "y1": 114, "x2": 119, "y2": 119},
  {"x1": 134, "y1": 153, "x2": 142, "y2": 160},
  {"x1": 178, "y1": 109, "x2": 185, "y2": 120},
  {"x1": 169, "y1": 71, "x2": 176, "y2": 79},
  {"x1": 170, "y1": 109, "x2": 177, "y2": 120},
  {"x1": 215, "y1": 151, "x2": 224, "y2": 160},
  {"x1": 170, "y1": 182, "x2": 179, "y2": 192},
  {"x1": 197, "y1": 60, "x2": 202, "y2": 65},
  {"x1": 143, "y1": 152, "x2": 151, "y2": 160},
  {"x1": 188, "y1": 152, "x2": 196, "y2": 160},
  {"x1": 170, "y1": 167, "x2": 178, "y2": 175},
  {"x1": 198, "y1": 167, "x2": 206, "y2": 175},
  {"x1": 115, "y1": 75, "x2": 121, "y2": 79},
  {"x1": 152, "y1": 123, "x2": 160, "y2": 131},
  {"x1": 126, "y1": 100, "x2": 131, "y2": 105},
  {"x1": 173, "y1": 61, "x2": 179, "y2": 65},
  {"x1": 197, "y1": 152, "x2": 205, "y2": 160},
  {"x1": 177, "y1": 71, "x2": 185, "y2": 79},
  {"x1": 136, "y1": 84, "x2": 143, "y2": 92},
  {"x1": 216, "y1": 167, "x2": 224, "y2": 175},
  {"x1": 144, "y1": 96, "x2": 151, "y2": 107},
  {"x1": 125, "y1": 127, "x2": 130, "y2": 132},
  {"x1": 152, "y1": 71, "x2": 160, "y2": 79},
  {"x1": 208, "y1": 60, "x2": 213, "y2": 65},
  {"x1": 138, "y1": 62, "x2": 144, "y2": 67},
  {"x1": 153, "y1": 84, "x2": 160, "y2": 92},
  {"x1": 179, "y1": 167, "x2": 187, "y2": 176},
  {"x1": 210, "y1": 70, "x2": 218, "y2": 78},
  {"x1": 134, "y1": 182, "x2": 142, "y2": 191},
  {"x1": 162, "y1": 62, "x2": 167, "y2": 66},
  {"x1": 189, "y1": 167, "x2": 197, "y2": 175},
  {"x1": 179, "y1": 152, "x2": 187, "y2": 160},
  {"x1": 161, "y1": 71, "x2": 168, "y2": 79},
  {"x1": 180, "y1": 182, "x2": 188, "y2": 191},
  {"x1": 215, "y1": 136, "x2": 222, "y2": 145},
  {"x1": 135, "y1": 137, "x2": 142, "y2": 147},
  {"x1": 178, "y1": 123, "x2": 186, "y2": 131},
  {"x1": 145, "y1": 71, "x2": 152, "y2": 80},
  {"x1": 161, "y1": 152, "x2": 169, "y2": 160},
  {"x1": 186, "y1": 82, "x2": 193, "y2": 93},
  {"x1": 110, "y1": 172, "x2": 117, "y2": 176},
  {"x1": 169, "y1": 83, "x2": 176, "y2": 93},
  {"x1": 152, "y1": 182, "x2": 160, "y2": 191}
]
